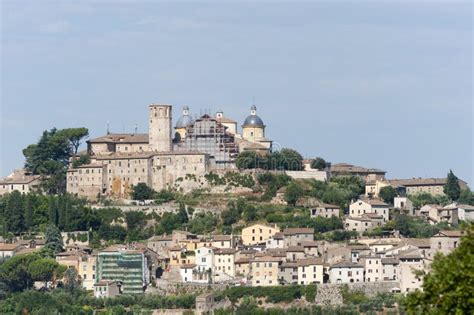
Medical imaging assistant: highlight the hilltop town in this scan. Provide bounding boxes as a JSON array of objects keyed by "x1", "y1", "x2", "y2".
[{"x1": 0, "y1": 103, "x2": 473, "y2": 314}]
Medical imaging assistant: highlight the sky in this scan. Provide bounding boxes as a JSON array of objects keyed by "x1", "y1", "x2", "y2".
[{"x1": 1, "y1": 1, "x2": 473, "y2": 185}]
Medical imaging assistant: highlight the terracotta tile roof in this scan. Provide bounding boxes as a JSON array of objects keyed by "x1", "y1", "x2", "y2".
[
  {"x1": 297, "y1": 257, "x2": 324, "y2": 266},
  {"x1": 330, "y1": 261, "x2": 364, "y2": 269},
  {"x1": 359, "y1": 198, "x2": 389, "y2": 207},
  {"x1": 180, "y1": 264, "x2": 196, "y2": 269},
  {"x1": 331, "y1": 163, "x2": 385, "y2": 174},
  {"x1": 252, "y1": 256, "x2": 283, "y2": 263},
  {"x1": 388, "y1": 178, "x2": 468, "y2": 189},
  {"x1": 235, "y1": 258, "x2": 251, "y2": 264},
  {"x1": 89, "y1": 133, "x2": 149, "y2": 144},
  {"x1": 301, "y1": 241, "x2": 319, "y2": 248},
  {"x1": 0, "y1": 243, "x2": 21, "y2": 251},
  {"x1": 381, "y1": 258, "x2": 399, "y2": 265},
  {"x1": 434, "y1": 230, "x2": 465, "y2": 238},
  {"x1": 283, "y1": 228, "x2": 314, "y2": 235},
  {"x1": 214, "y1": 248, "x2": 237, "y2": 255},
  {"x1": 287, "y1": 246, "x2": 305, "y2": 252},
  {"x1": 212, "y1": 235, "x2": 232, "y2": 242}
]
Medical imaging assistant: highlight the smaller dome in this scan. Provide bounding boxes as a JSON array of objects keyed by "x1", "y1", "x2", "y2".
[
  {"x1": 176, "y1": 115, "x2": 193, "y2": 128},
  {"x1": 243, "y1": 115, "x2": 264, "y2": 128}
]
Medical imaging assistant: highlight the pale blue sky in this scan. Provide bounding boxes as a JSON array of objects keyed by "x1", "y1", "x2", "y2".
[{"x1": 1, "y1": 1, "x2": 472, "y2": 185}]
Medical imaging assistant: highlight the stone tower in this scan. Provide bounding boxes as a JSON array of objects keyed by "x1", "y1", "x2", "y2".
[{"x1": 149, "y1": 104, "x2": 172, "y2": 152}]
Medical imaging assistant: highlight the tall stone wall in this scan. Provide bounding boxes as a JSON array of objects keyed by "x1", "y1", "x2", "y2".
[{"x1": 315, "y1": 281, "x2": 400, "y2": 305}]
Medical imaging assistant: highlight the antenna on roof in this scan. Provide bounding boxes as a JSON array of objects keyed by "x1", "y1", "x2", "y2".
[
  {"x1": 106, "y1": 121, "x2": 110, "y2": 135},
  {"x1": 134, "y1": 123, "x2": 138, "y2": 134}
]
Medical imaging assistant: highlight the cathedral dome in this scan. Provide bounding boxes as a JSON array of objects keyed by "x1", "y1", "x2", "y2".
[
  {"x1": 242, "y1": 105, "x2": 264, "y2": 128},
  {"x1": 243, "y1": 115, "x2": 264, "y2": 128},
  {"x1": 176, "y1": 106, "x2": 193, "y2": 128}
]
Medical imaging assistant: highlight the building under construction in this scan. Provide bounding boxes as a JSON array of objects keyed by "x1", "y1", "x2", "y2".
[{"x1": 174, "y1": 114, "x2": 238, "y2": 169}]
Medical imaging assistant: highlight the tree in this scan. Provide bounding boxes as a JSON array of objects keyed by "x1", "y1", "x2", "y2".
[
  {"x1": 0, "y1": 254, "x2": 40, "y2": 292},
  {"x1": 24, "y1": 194, "x2": 34, "y2": 229},
  {"x1": 458, "y1": 189, "x2": 474, "y2": 206},
  {"x1": 311, "y1": 157, "x2": 327, "y2": 170},
  {"x1": 23, "y1": 127, "x2": 89, "y2": 194},
  {"x1": 63, "y1": 268, "x2": 80, "y2": 293},
  {"x1": 284, "y1": 181, "x2": 304, "y2": 206},
  {"x1": 27, "y1": 258, "x2": 65, "y2": 282},
  {"x1": 4, "y1": 191, "x2": 25, "y2": 234},
  {"x1": 273, "y1": 148, "x2": 304, "y2": 171},
  {"x1": 444, "y1": 170, "x2": 461, "y2": 201},
  {"x1": 72, "y1": 155, "x2": 91, "y2": 168},
  {"x1": 44, "y1": 224, "x2": 64, "y2": 254},
  {"x1": 131, "y1": 183, "x2": 156, "y2": 201},
  {"x1": 378, "y1": 186, "x2": 397, "y2": 204},
  {"x1": 125, "y1": 211, "x2": 147, "y2": 231},
  {"x1": 57, "y1": 127, "x2": 89, "y2": 155},
  {"x1": 403, "y1": 226, "x2": 474, "y2": 314},
  {"x1": 48, "y1": 196, "x2": 58, "y2": 225},
  {"x1": 235, "y1": 151, "x2": 259, "y2": 169}
]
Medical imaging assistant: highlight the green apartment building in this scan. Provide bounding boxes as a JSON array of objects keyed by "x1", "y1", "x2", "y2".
[{"x1": 97, "y1": 248, "x2": 149, "y2": 294}]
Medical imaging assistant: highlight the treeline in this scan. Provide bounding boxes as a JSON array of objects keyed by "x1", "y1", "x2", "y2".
[
  {"x1": 0, "y1": 288, "x2": 195, "y2": 314},
  {"x1": 235, "y1": 149, "x2": 305, "y2": 171}
]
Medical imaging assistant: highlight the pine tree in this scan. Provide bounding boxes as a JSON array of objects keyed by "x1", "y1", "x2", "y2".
[
  {"x1": 444, "y1": 170, "x2": 461, "y2": 201},
  {"x1": 5, "y1": 191, "x2": 25, "y2": 234},
  {"x1": 44, "y1": 224, "x2": 64, "y2": 254}
]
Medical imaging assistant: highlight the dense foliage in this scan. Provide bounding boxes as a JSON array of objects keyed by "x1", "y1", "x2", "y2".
[
  {"x1": 0, "y1": 288, "x2": 195, "y2": 314},
  {"x1": 235, "y1": 148, "x2": 304, "y2": 171},
  {"x1": 402, "y1": 225, "x2": 474, "y2": 314},
  {"x1": 23, "y1": 127, "x2": 89, "y2": 194},
  {"x1": 0, "y1": 253, "x2": 65, "y2": 293},
  {"x1": 310, "y1": 157, "x2": 327, "y2": 170},
  {"x1": 378, "y1": 186, "x2": 397, "y2": 204},
  {"x1": 131, "y1": 183, "x2": 157, "y2": 201},
  {"x1": 444, "y1": 170, "x2": 461, "y2": 201}
]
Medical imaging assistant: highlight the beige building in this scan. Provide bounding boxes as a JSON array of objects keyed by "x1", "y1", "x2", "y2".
[
  {"x1": 297, "y1": 258, "x2": 324, "y2": 285},
  {"x1": 0, "y1": 169, "x2": 41, "y2": 195},
  {"x1": 364, "y1": 255, "x2": 383, "y2": 283},
  {"x1": 67, "y1": 104, "x2": 210, "y2": 200},
  {"x1": 430, "y1": 230, "x2": 463, "y2": 257},
  {"x1": 310, "y1": 203, "x2": 340, "y2": 218},
  {"x1": 388, "y1": 178, "x2": 469, "y2": 196},
  {"x1": 398, "y1": 250, "x2": 424, "y2": 293},
  {"x1": 213, "y1": 249, "x2": 237, "y2": 282},
  {"x1": 365, "y1": 180, "x2": 390, "y2": 198},
  {"x1": 241, "y1": 223, "x2": 280, "y2": 246},
  {"x1": 0, "y1": 243, "x2": 22, "y2": 258},
  {"x1": 345, "y1": 215, "x2": 384, "y2": 233},
  {"x1": 94, "y1": 280, "x2": 121, "y2": 298},
  {"x1": 79, "y1": 254, "x2": 97, "y2": 291},
  {"x1": 251, "y1": 256, "x2": 282, "y2": 286},
  {"x1": 330, "y1": 163, "x2": 386, "y2": 181},
  {"x1": 241, "y1": 105, "x2": 272, "y2": 150},
  {"x1": 235, "y1": 258, "x2": 251, "y2": 277},
  {"x1": 349, "y1": 199, "x2": 389, "y2": 222}
]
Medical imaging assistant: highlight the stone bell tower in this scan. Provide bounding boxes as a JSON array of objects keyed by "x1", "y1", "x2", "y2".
[{"x1": 149, "y1": 104, "x2": 172, "y2": 152}]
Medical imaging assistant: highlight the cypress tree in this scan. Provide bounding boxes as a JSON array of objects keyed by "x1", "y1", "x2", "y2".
[
  {"x1": 24, "y1": 194, "x2": 34, "y2": 229},
  {"x1": 5, "y1": 191, "x2": 25, "y2": 234},
  {"x1": 57, "y1": 195, "x2": 65, "y2": 230},
  {"x1": 444, "y1": 170, "x2": 461, "y2": 201},
  {"x1": 48, "y1": 197, "x2": 58, "y2": 226},
  {"x1": 64, "y1": 196, "x2": 71, "y2": 231}
]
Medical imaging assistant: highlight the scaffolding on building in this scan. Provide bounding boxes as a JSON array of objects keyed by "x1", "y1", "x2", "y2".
[{"x1": 174, "y1": 114, "x2": 238, "y2": 169}]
